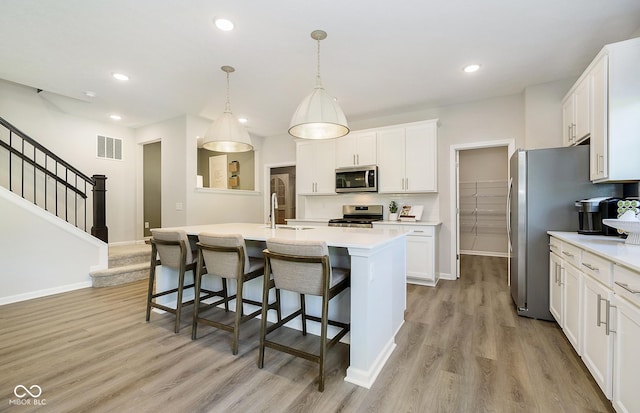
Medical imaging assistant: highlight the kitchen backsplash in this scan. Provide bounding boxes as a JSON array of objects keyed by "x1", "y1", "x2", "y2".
[{"x1": 298, "y1": 193, "x2": 440, "y2": 221}]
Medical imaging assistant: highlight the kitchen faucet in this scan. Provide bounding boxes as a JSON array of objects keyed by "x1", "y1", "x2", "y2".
[{"x1": 270, "y1": 192, "x2": 278, "y2": 229}]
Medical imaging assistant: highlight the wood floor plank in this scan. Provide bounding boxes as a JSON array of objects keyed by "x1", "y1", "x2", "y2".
[{"x1": 0, "y1": 255, "x2": 614, "y2": 412}]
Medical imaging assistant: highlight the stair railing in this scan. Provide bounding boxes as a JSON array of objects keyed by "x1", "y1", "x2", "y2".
[{"x1": 0, "y1": 116, "x2": 108, "y2": 242}]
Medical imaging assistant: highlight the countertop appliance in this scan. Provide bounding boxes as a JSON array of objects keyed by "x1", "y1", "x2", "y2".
[
  {"x1": 335, "y1": 165, "x2": 377, "y2": 193},
  {"x1": 508, "y1": 146, "x2": 621, "y2": 320},
  {"x1": 599, "y1": 197, "x2": 622, "y2": 236},
  {"x1": 328, "y1": 205, "x2": 383, "y2": 228},
  {"x1": 576, "y1": 197, "x2": 611, "y2": 235}
]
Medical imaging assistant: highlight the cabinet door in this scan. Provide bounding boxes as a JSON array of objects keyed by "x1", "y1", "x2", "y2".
[
  {"x1": 406, "y1": 234, "x2": 434, "y2": 283},
  {"x1": 313, "y1": 140, "x2": 336, "y2": 194},
  {"x1": 549, "y1": 252, "x2": 563, "y2": 325},
  {"x1": 335, "y1": 134, "x2": 358, "y2": 168},
  {"x1": 377, "y1": 128, "x2": 406, "y2": 193},
  {"x1": 355, "y1": 131, "x2": 377, "y2": 166},
  {"x1": 613, "y1": 296, "x2": 640, "y2": 413},
  {"x1": 590, "y1": 54, "x2": 608, "y2": 181},
  {"x1": 563, "y1": 263, "x2": 582, "y2": 354},
  {"x1": 582, "y1": 275, "x2": 614, "y2": 398},
  {"x1": 296, "y1": 140, "x2": 336, "y2": 194},
  {"x1": 574, "y1": 78, "x2": 591, "y2": 142},
  {"x1": 405, "y1": 122, "x2": 437, "y2": 192},
  {"x1": 562, "y1": 96, "x2": 575, "y2": 146},
  {"x1": 297, "y1": 141, "x2": 315, "y2": 194}
]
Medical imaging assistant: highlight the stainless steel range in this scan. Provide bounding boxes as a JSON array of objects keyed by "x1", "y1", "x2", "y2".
[{"x1": 328, "y1": 205, "x2": 383, "y2": 228}]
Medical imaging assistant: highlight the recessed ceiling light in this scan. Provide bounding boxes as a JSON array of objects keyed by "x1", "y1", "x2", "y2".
[
  {"x1": 214, "y1": 18, "x2": 234, "y2": 31},
  {"x1": 112, "y1": 72, "x2": 129, "y2": 81},
  {"x1": 463, "y1": 64, "x2": 481, "y2": 73},
  {"x1": 109, "y1": 114, "x2": 122, "y2": 121},
  {"x1": 238, "y1": 117, "x2": 248, "y2": 124}
]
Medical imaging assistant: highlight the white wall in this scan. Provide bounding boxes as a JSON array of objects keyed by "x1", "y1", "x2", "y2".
[
  {"x1": 0, "y1": 79, "x2": 137, "y2": 242},
  {"x1": 0, "y1": 187, "x2": 107, "y2": 304},
  {"x1": 524, "y1": 79, "x2": 574, "y2": 149}
]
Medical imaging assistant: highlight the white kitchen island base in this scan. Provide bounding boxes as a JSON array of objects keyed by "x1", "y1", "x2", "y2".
[{"x1": 154, "y1": 223, "x2": 407, "y2": 389}]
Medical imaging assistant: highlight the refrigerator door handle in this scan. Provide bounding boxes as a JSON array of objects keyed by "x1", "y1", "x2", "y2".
[{"x1": 506, "y1": 177, "x2": 513, "y2": 252}]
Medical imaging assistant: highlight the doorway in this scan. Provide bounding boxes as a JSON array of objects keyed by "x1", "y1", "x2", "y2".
[
  {"x1": 268, "y1": 166, "x2": 296, "y2": 225},
  {"x1": 450, "y1": 140, "x2": 514, "y2": 279},
  {"x1": 143, "y1": 141, "x2": 161, "y2": 237}
]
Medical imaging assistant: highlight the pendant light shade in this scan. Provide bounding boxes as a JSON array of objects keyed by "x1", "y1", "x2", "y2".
[
  {"x1": 202, "y1": 66, "x2": 253, "y2": 152},
  {"x1": 289, "y1": 30, "x2": 349, "y2": 140}
]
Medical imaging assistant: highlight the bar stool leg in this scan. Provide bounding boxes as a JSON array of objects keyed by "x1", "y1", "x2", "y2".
[
  {"x1": 232, "y1": 276, "x2": 244, "y2": 355},
  {"x1": 300, "y1": 293, "x2": 307, "y2": 336},
  {"x1": 146, "y1": 259, "x2": 156, "y2": 322},
  {"x1": 191, "y1": 253, "x2": 204, "y2": 340},
  {"x1": 174, "y1": 265, "x2": 186, "y2": 334},
  {"x1": 319, "y1": 293, "x2": 330, "y2": 391}
]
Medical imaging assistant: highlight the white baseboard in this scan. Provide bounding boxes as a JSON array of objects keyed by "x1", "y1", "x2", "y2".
[{"x1": 0, "y1": 281, "x2": 92, "y2": 306}]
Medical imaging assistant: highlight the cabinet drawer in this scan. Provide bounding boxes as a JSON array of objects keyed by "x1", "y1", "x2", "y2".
[
  {"x1": 549, "y1": 237, "x2": 562, "y2": 256},
  {"x1": 561, "y1": 243, "x2": 581, "y2": 268},
  {"x1": 407, "y1": 225, "x2": 434, "y2": 237},
  {"x1": 581, "y1": 250, "x2": 613, "y2": 287},
  {"x1": 614, "y1": 265, "x2": 640, "y2": 309}
]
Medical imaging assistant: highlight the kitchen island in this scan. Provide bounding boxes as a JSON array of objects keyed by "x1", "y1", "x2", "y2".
[{"x1": 155, "y1": 223, "x2": 407, "y2": 388}]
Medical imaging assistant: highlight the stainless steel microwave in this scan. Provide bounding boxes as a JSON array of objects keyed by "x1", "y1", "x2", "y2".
[{"x1": 335, "y1": 165, "x2": 378, "y2": 193}]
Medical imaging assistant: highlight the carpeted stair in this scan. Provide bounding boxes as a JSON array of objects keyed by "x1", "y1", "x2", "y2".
[{"x1": 90, "y1": 243, "x2": 151, "y2": 287}]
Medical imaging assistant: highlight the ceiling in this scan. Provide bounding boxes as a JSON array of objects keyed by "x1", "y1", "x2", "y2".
[{"x1": 1, "y1": 0, "x2": 639, "y2": 138}]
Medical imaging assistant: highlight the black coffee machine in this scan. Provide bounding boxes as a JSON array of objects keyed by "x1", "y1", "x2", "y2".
[{"x1": 599, "y1": 198, "x2": 622, "y2": 236}]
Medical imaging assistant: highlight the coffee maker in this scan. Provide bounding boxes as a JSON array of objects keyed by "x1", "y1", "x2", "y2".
[
  {"x1": 576, "y1": 197, "x2": 608, "y2": 234},
  {"x1": 599, "y1": 197, "x2": 623, "y2": 236}
]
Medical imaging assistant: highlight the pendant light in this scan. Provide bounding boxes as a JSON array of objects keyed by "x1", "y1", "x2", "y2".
[
  {"x1": 289, "y1": 30, "x2": 349, "y2": 140},
  {"x1": 202, "y1": 66, "x2": 253, "y2": 152}
]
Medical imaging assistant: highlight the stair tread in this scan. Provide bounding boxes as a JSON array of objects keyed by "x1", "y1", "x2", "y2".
[{"x1": 90, "y1": 262, "x2": 149, "y2": 276}]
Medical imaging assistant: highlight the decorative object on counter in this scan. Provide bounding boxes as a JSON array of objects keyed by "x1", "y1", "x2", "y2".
[
  {"x1": 202, "y1": 66, "x2": 253, "y2": 153},
  {"x1": 289, "y1": 30, "x2": 349, "y2": 140},
  {"x1": 228, "y1": 175, "x2": 239, "y2": 188},
  {"x1": 388, "y1": 200, "x2": 398, "y2": 221},
  {"x1": 229, "y1": 160, "x2": 239, "y2": 172},
  {"x1": 603, "y1": 210, "x2": 640, "y2": 245},
  {"x1": 399, "y1": 204, "x2": 424, "y2": 222}
]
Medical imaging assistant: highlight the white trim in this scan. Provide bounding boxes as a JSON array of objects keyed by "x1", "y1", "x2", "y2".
[
  {"x1": 344, "y1": 337, "x2": 396, "y2": 389},
  {"x1": 0, "y1": 281, "x2": 92, "y2": 306},
  {"x1": 449, "y1": 139, "x2": 515, "y2": 280}
]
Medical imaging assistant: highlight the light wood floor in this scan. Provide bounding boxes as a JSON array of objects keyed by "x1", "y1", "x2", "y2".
[{"x1": 0, "y1": 255, "x2": 613, "y2": 412}]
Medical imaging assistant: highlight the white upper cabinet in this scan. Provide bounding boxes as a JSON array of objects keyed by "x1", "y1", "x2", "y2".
[
  {"x1": 296, "y1": 140, "x2": 336, "y2": 195},
  {"x1": 563, "y1": 37, "x2": 640, "y2": 182},
  {"x1": 377, "y1": 120, "x2": 438, "y2": 193},
  {"x1": 335, "y1": 131, "x2": 377, "y2": 168},
  {"x1": 562, "y1": 77, "x2": 591, "y2": 146}
]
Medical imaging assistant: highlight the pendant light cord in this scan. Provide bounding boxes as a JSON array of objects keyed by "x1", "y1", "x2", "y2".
[
  {"x1": 225, "y1": 71, "x2": 232, "y2": 112},
  {"x1": 316, "y1": 36, "x2": 322, "y2": 86}
]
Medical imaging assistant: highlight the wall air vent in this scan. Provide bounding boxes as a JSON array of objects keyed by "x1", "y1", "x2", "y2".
[{"x1": 97, "y1": 135, "x2": 122, "y2": 160}]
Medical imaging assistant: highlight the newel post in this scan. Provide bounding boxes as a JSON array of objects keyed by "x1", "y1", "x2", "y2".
[{"x1": 91, "y1": 174, "x2": 108, "y2": 243}]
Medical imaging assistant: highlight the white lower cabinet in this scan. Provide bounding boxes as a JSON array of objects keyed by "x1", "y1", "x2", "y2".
[
  {"x1": 373, "y1": 223, "x2": 438, "y2": 286},
  {"x1": 549, "y1": 234, "x2": 640, "y2": 411},
  {"x1": 582, "y1": 274, "x2": 614, "y2": 398},
  {"x1": 563, "y1": 262, "x2": 582, "y2": 353},
  {"x1": 613, "y1": 296, "x2": 640, "y2": 413},
  {"x1": 549, "y1": 250, "x2": 563, "y2": 325}
]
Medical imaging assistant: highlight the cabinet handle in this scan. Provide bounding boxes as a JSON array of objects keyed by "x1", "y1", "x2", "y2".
[
  {"x1": 562, "y1": 251, "x2": 574, "y2": 258},
  {"x1": 357, "y1": 154, "x2": 359, "y2": 165},
  {"x1": 598, "y1": 154, "x2": 604, "y2": 174},
  {"x1": 406, "y1": 177, "x2": 409, "y2": 190},
  {"x1": 615, "y1": 281, "x2": 640, "y2": 294},
  {"x1": 582, "y1": 262, "x2": 599, "y2": 272},
  {"x1": 606, "y1": 300, "x2": 616, "y2": 336},
  {"x1": 353, "y1": 154, "x2": 356, "y2": 165},
  {"x1": 572, "y1": 123, "x2": 576, "y2": 140},
  {"x1": 597, "y1": 293, "x2": 603, "y2": 327}
]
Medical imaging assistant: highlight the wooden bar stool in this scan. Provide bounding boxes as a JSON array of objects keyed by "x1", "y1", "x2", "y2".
[
  {"x1": 259, "y1": 238, "x2": 350, "y2": 391},
  {"x1": 146, "y1": 229, "x2": 221, "y2": 333},
  {"x1": 192, "y1": 233, "x2": 280, "y2": 355}
]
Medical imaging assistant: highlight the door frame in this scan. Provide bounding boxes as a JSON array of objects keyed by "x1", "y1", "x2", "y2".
[
  {"x1": 263, "y1": 162, "x2": 296, "y2": 224},
  {"x1": 449, "y1": 139, "x2": 515, "y2": 279}
]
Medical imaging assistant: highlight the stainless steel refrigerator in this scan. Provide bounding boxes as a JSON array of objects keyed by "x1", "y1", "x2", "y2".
[{"x1": 508, "y1": 146, "x2": 620, "y2": 320}]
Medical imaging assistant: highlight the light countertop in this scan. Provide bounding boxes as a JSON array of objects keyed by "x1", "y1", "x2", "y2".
[
  {"x1": 373, "y1": 220, "x2": 441, "y2": 226},
  {"x1": 163, "y1": 223, "x2": 406, "y2": 250},
  {"x1": 548, "y1": 231, "x2": 640, "y2": 273}
]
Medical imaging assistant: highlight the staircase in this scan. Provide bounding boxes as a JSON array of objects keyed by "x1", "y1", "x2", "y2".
[{"x1": 90, "y1": 243, "x2": 151, "y2": 287}]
